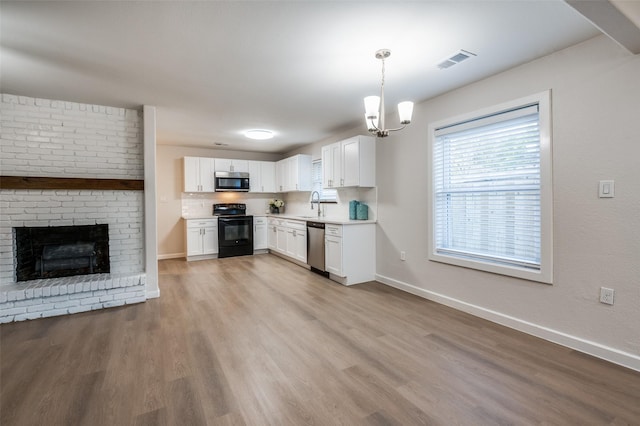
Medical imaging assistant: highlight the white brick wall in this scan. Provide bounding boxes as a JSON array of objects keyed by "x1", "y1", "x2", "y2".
[
  {"x1": 0, "y1": 273, "x2": 146, "y2": 323},
  {"x1": 0, "y1": 94, "x2": 147, "y2": 321},
  {"x1": 1, "y1": 94, "x2": 143, "y2": 179},
  {"x1": 0, "y1": 189, "x2": 144, "y2": 283}
]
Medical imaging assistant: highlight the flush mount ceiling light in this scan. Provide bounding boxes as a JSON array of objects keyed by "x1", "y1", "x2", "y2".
[
  {"x1": 364, "y1": 49, "x2": 414, "y2": 138},
  {"x1": 244, "y1": 129, "x2": 274, "y2": 140}
]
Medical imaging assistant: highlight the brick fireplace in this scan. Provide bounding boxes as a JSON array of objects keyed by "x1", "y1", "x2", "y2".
[{"x1": 0, "y1": 94, "x2": 150, "y2": 322}]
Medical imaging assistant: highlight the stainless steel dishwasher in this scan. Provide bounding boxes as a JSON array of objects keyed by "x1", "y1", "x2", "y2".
[{"x1": 307, "y1": 221, "x2": 328, "y2": 276}]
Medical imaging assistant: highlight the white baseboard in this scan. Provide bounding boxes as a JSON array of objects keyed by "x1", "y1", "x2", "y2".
[
  {"x1": 158, "y1": 253, "x2": 185, "y2": 260},
  {"x1": 375, "y1": 273, "x2": 640, "y2": 372}
]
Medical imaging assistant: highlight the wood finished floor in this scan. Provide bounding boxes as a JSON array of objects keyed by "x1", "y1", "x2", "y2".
[{"x1": 1, "y1": 254, "x2": 639, "y2": 425}]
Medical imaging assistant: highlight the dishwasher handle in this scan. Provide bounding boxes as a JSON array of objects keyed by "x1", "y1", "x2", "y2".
[{"x1": 306, "y1": 221, "x2": 325, "y2": 229}]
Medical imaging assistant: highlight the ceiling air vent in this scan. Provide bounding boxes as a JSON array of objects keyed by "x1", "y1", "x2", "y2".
[{"x1": 437, "y1": 49, "x2": 477, "y2": 70}]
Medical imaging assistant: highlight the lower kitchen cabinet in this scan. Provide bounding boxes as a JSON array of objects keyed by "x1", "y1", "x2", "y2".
[
  {"x1": 325, "y1": 223, "x2": 375, "y2": 285},
  {"x1": 185, "y1": 219, "x2": 218, "y2": 260},
  {"x1": 268, "y1": 217, "x2": 307, "y2": 264},
  {"x1": 254, "y1": 216, "x2": 268, "y2": 251}
]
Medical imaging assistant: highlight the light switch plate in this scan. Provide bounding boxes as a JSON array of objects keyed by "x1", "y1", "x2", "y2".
[{"x1": 599, "y1": 180, "x2": 614, "y2": 198}]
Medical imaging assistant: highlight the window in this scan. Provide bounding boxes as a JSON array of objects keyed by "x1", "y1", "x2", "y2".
[
  {"x1": 312, "y1": 160, "x2": 337, "y2": 202},
  {"x1": 428, "y1": 91, "x2": 552, "y2": 283}
]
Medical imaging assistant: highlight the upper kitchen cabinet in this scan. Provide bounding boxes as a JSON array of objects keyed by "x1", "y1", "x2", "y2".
[
  {"x1": 184, "y1": 157, "x2": 215, "y2": 192},
  {"x1": 276, "y1": 154, "x2": 312, "y2": 192},
  {"x1": 321, "y1": 142, "x2": 341, "y2": 189},
  {"x1": 322, "y1": 135, "x2": 375, "y2": 188},
  {"x1": 214, "y1": 158, "x2": 249, "y2": 173},
  {"x1": 248, "y1": 161, "x2": 276, "y2": 193}
]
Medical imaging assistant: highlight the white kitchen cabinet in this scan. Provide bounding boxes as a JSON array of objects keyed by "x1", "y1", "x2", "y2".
[
  {"x1": 321, "y1": 135, "x2": 375, "y2": 189},
  {"x1": 269, "y1": 218, "x2": 307, "y2": 264},
  {"x1": 253, "y1": 216, "x2": 268, "y2": 251},
  {"x1": 321, "y1": 142, "x2": 342, "y2": 189},
  {"x1": 268, "y1": 219, "x2": 278, "y2": 250},
  {"x1": 276, "y1": 225, "x2": 287, "y2": 253},
  {"x1": 185, "y1": 219, "x2": 218, "y2": 260},
  {"x1": 285, "y1": 221, "x2": 307, "y2": 263},
  {"x1": 276, "y1": 154, "x2": 312, "y2": 192},
  {"x1": 324, "y1": 223, "x2": 375, "y2": 285},
  {"x1": 248, "y1": 161, "x2": 276, "y2": 193},
  {"x1": 184, "y1": 157, "x2": 215, "y2": 192},
  {"x1": 214, "y1": 158, "x2": 249, "y2": 173},
  {"x1": 324, "y1": 224, "x2": 343, "y2": 276}
]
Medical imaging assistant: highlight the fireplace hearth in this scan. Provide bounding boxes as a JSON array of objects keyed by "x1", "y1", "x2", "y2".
[{"x1": 14, "y1": 224, "x2": 110, "y2": 282}]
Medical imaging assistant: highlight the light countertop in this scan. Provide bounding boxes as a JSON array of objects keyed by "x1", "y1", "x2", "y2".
[
  {"x1": 182, "y1": 214, "x2": 376, "y2": 225},
  {"x1": 265, "y1": 213, "x2": 376, "y2": 225}
]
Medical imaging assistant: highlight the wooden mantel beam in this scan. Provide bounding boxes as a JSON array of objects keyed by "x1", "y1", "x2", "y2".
[{"x1": 0, "y1": 176, "x2": 144, "y2": 191}]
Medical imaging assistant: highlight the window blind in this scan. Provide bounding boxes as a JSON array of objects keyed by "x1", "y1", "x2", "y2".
[{"x1": 433, "y1": 104, "x2": 541, "y2": 270}]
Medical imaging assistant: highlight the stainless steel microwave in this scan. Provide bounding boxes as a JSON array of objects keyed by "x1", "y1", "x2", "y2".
[{"x1": 214, "y1": 171, "x2": 250, "y2": 192}]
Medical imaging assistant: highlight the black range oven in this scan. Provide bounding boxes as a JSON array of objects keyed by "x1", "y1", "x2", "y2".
[{"x1": 213, "y1": 203, "x2": 253, "y2": 258}]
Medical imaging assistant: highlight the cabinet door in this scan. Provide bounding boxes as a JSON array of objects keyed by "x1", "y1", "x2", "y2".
[
  {"x1": 268, "y1": 225, "x2": 277, "y2": 250},
  {"x1": 214, "y1": 158, "x2": 233, "y2": 172},
  {"x1": 202, "y1": 226, "x2": 218, "y2": 254},
  {"x1": 321, "y1": 145, "x2": 333, "y2": 189},
  {"x1": 294, "y1": 230, "x2": 307, "y2": 263},
  {"x1": 199, "y1": 158, "x2": 215, "y2": 192},
  {"x1": 231, "y1": 160, "x2": 249, "y2": 173},
  {"x1": 254, "y1": 218, "x2": 268, "y2": 250},
  {"x1": 276, "y1": 226, "x2": 287, "y2": 252},
  {"x1": 276, "y1": 159, "x2": 288, "y2": 192},
  {"x1": 184, "y1": 157, "x2": 201, "y2": 192},
  {"x1": 325, "y1": 235, "x2": 344, "y2": 276},
  {"x1": 248, "y1": 161, "x2": 262, "y2": 192},
  {"x1": 285, "y1": 229, "x2": 296, "y2": 258},
  {"x1": 341, "y1": 138, "x2": 360, "y2": 187},
  {"x1": 330, "y1": 143, "x2": 342, "y2": 187},
  {"x1": 186, "y1": 227, "x2": 204, "y2": 256},
  {"x1": 261, "y1": 161, "x2": 276, "y2": 193},
  {"x1": 288, "y1": 157, "x2": 299, "y2": 191}
]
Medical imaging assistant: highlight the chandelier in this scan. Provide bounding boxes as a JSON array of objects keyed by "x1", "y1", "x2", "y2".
[{"x1": 364, "y1": 49, "x2": 414, "y2": 138}]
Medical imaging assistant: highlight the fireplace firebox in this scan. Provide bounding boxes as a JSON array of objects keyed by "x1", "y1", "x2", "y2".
[{"x1": 14, "y1": 224, "x2": 110, "y2": 282}]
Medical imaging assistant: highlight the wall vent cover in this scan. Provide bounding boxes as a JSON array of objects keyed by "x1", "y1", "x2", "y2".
[{"x1": 437, "y1": 49, "x2": 477, "y2": 69}]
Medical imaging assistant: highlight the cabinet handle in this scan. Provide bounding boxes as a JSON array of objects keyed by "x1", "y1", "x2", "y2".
[
  {"x1": 340, "y1": 179, "x2": 344, "y2": 186},
  {"x1": 293, "y1": 230, "x2": 297, "y2": 237}
]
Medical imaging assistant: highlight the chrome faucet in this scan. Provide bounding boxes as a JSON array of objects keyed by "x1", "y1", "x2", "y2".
[{"x1": 310, "y1": 191, "x2": 321, "y2": 217}]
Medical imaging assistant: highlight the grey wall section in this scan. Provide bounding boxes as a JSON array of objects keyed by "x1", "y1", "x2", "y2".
[{"x1": 374, "y1": 35, "x2": 640, "y2": 367}]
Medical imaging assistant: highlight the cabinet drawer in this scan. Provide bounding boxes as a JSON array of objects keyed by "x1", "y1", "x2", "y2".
[
  {"x1": 187, "y1": 219, "x2": 217, "y2": 228},
  {"x1": 254, "y1": 216, "x2": 267, "y2": 225},
  {"x1": 325, "y1": 224, "x2": 342, "y2": 237},
  {"x1": 286, "y1": 220, "x2": 306, "y2": 231}
]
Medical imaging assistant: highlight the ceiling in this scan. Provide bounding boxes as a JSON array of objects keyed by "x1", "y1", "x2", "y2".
[{"x1": 1, "y1": 1, "x2": 637, "y2": 154}]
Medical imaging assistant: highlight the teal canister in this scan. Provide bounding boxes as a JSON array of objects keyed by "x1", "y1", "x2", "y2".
[
  {"x1": 356, "y1": 202, "x2": 368, "y2": 220},
  {"x1": 349, "y1": 200, "x2": 359, "y2": 220}
]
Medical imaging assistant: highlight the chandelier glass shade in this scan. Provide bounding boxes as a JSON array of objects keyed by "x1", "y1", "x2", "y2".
[{"x1": 364, "y1": 49, "x2": 413, "y2": 138}]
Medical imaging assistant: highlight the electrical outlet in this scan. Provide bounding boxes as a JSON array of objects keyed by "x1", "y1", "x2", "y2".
[
  {"x1": 600, "y1": 287, "x2": 615, "y2": 305},
  {"x1": 400, "y1": 251, "x2": 406, "y2": 261}
]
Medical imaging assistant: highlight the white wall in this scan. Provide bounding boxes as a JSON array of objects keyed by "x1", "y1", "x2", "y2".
[{"x1": 374, "y1": 35, "x2": 640, "y2": 369}]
